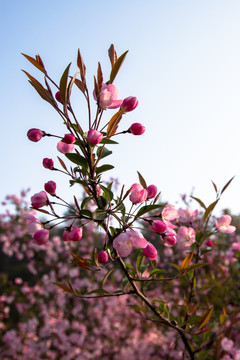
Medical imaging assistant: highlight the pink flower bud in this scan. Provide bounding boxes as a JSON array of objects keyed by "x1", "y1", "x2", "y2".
[
  {"x1": 57, "y1": 141, "x2": 74, "y2": 154},
  {"x1": 27, "y1": 128, "x2": 44, "y2": 142},
  {"x1": 98, "y1": 250, "x2": 109, "y2": 264},
  {"x1": 143, "y1": 243, "x2": 157, "y2": 260},
  {"x1": 163, "y1": 234, "x2": 177, "y2": 247},
  {"x1": 31, "y1": 191, "x2": 48, "y2": 208},
  {"x1": 69, "y1": 227, "x2": 82, "y2": 241},
  {"x1": 206, "y1": 240, "x2": 213, "y2": 247},
  {"x1": 43, "y1": 158, "x2": 54, "y2": 170},
  {"x1": 129, "y1": 123, "x2": 145, "y2": 135},
  {"x1": 147, "y1": 185, "x2": 158, "y2": 199},
  {"x1": 121, "y1": 96, "x2": 138, "y2": 112},
  {"x1": 63, "y1": 133, "x2": 75, "y2": 144},
  {"x1": 87, "y1": 129, "x2": 103, "y2": 145},
  {"x1": 129, "y1": 187, "x2": 148, "y2": 204},
  {"x1": 130, "y1": 183, "x2": 143, "y2": 193},
  {"x1": 44, "y1": 181, "x2": 56, "y2": 195},
  {"x1": 63, "y1": 230, "x2": 70, "y2": 242},
  {"x1": 152, "y1": 220, "x2": 167, "y2": 234},
  {"x1": 55, "y1": 91, "x2": 63, "y2": 103},
  {"x1": 33, "y1": 229, "x2": 49, "y2": 245}
]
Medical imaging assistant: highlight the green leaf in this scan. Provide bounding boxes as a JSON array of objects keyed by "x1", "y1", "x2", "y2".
[
  {"x1": 80, "y1": 209, "x2": 92, "y2": 218},
  {"x1": 180, "y1": 252, "x2": 194, "y2": 271},
  {"x1": 136, "y1": 204, "x2": 161, "y2": 217},
  {"x1": 136, "y1": 253, "x2": 144, "y2": 272},
  {"x1": 93, "y1": 209, "x2": 108, "y2": 220},
  {"x1": 197, "y1": 307, "x2": 214, "y2": 330},
  {"x1": 97, "y1": 196, "x2": 107, "y2": 209},
  {"x1": 109, "y1": 50, "x2": 128, "y2": 84},
  {"x1": 203, "y1": 199, "x2": 219, "y2": 222},
  {"x1": 191, "y1": 196, "x2": 207, "y2": 210},
  {"x1": 51, "y1": 282, "x2": 73, "y2": 293},
  {"x1": 96, "y1": 164, "x2": 114, "y2": 175},
  {"x1": 87, "y1": 289, "x2": 110, "y2": 295},
  {"x1": 59, "y1": 63, "x2": 71, "y2": 103},
  {"x1": 137, "y1": 171, "x2": 147, "y2": 189},
  {"x1": 100, "y1": 185, "x2": 114, "y2": 201},
  {"x1": 65, "y1": 153, "x2": 88, "y2": 169},
  {"x1": 184, "y1": 263, "x2": 209, "y2": 273},
  {"x1": 81, "y1": 196, "x2": 93, "y2": 209},
  {"x1": 149, "y1": 269, "x2": 167, "y2": 277},
  {"x1": 101, "y1": 138, "x2": 119, "y2": 144},
  {"x1": 96, "y1": 146, "x2": 112, "y2": 160},
  {"x1": 101, "y1": 267, "x2": 118, "y2": 287}
]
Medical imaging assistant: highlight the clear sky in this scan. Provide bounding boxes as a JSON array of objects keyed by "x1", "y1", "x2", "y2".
[{"x1": 1, "y1": 0, "x2": 240, "y2": 215}]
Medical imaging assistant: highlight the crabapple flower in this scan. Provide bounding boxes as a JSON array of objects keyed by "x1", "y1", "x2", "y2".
[
  {"x1": 33, "y1": 229, "x2": 49, "y2": 245},
  {"x1": 162, "y1": 204, "x2": 179, "y2": 229},
  {"x1": 63, "y1": 133, "x2": 75, "y2": 144},
  {"x1": 206, "y1": 240, "x2": 213, "y2": 247},
  {"x1": 143, "y1": 243, "x2": 157, "y2": 260},
  {"x1": 162, "y1": 229, "x2": 177, "y2": 247},
  {"x1": 129, "y1": 184, "x2": 148, "y2": 204},
  {"x1": 113, "y1": 229, "x2": 148, "y2": 257},
  {"x1": 69, "y1": 228, "x2": 82, "y2": 241},
  {"x1": 43, "y1": 158, "x2": 54, "y2": 170},
  {"x1": 94, "y1": 83, "x2": 123, "y2": 109},
  {"x1": 57, "y1": 141, "x2": 74, "y2": 154},
  {"x1": 98, "y1": 250, "x2": 109, "y2": 264},
  {"x1": 176, "y1": 227, "x2": 196, "y2": 247},
  {"x1": 87, "y1": 129, "x2": 103, "y2": 145},
  {"x1": 130, "y1": 123, "x2": 145, "y2": 136},
  {"x1": 215, "y1": 215, "x2": 236, "y2": 233},
  {"x1": 121, "y1": 96, "x2": 138, "y2": 112},
  {"x1": 178, "y1": 207, "x2": 199, "y2": 223},
  {"x1": 152, "y1": 220, "x2": 167, "y2": 234},
  {"x1": 31, "y1": 191, "x2": 48, "y2": 208},
  {"x1": 27, "y1": 128, "x2": 44, "y2": 142},
  {"x1": 55, "y1": 91, "x2": 63, "y2": 103},
  {"x1": 25, "y1": 214, "x2": 42, "y2": 236},
  {"x1": 44, "y1": 181, "x2": 56, "y2": 195},
  {"x1": 147, "y1": 184, "x2": 158, "y2": 199},
  {"x1": 221, "y1": 337, "x2": 234, "y2": 353}
]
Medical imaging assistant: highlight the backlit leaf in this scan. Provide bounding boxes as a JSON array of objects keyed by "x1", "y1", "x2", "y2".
[
  {"x1": 59, "y1": 63, "x2": 71, "y2": 103},
  {"x1": 198, "y1": 307, "x2": 214, "y2": 330},
  {"x1": 106, "y1": 108, "x2": 126, "y2": 138},
  {"x1": 221, "y1": 176, "x2": 235, "y2": 195},
  {"x1": 180, "y1": 252, "x2": 194, "y2": 271},
  {"x1": 137, "y1": 171, "x2": 147, "y2": 189},
  {"x1": 109, "y1": 50, "x2": 128, "y2": 84},
  {"x1": 22, "y1": 53, "x2": 46, "y2": 73}
]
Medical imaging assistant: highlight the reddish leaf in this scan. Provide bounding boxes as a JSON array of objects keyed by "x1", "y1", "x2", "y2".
[
  {"x1": 109, "y1": 50, "x2": 128, "y2": 84},
  {"x1": 77, "y1": 49, "x2": 86, "y2": 82},
  {"x1": 106, "y1": 108, "x2": 125, "y2": 137},
  {"x1": 108, "y1": 44, "x2": 117, "y2": 68},
  {"x1": 22, "y1": 53, "x2": 46, "y2": 73},
  {"x1": 198, "y1": 307, "x2": 214, "y2": 330}
]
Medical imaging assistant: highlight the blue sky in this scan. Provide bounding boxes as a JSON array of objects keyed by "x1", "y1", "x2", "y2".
[{"x1": 1, "y1": 0, "x2": 240, "y2": 214}]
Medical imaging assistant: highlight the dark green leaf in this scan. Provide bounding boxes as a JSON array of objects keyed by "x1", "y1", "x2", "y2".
[
  {"x1": 97, "y1": 196, "x2": 107, "y2": 209},
  {"x1": 81, "y1": 196, "x2": 93, "y2": 209},
  {"x1": 93, "y1": 209, "x2": 108, "y2": 220},
  {"x1": 59, "y1": 63, "x2": 71, "y2": 103},
  {"x1": 65, "y1": 153, "x2": 88, "y2": 169},
  {"x1": 96, "y1": 146, "x2": 112, "y2": 160},
  {"x1": 101, "y1": 138, "x2": 119, "y2": 144},
  {"x1": 101, "y1": 267, "x2": 118, "y2": 287},
  {"x1": 100, "y1": 185, "x2": 114, "y2": 201},
  {"x1": 87, "y1": 289, "x2": 110, "y2": 295},
  {"x1": 96, "y1": 164, "x2": 114, "y2": 175},
  {"x1": 184, "y1": 263, "x2": 209, "y2": 273},
  {"x1": 80, "y1": 209, "x2": 92, "y2": 218},
  {"x1": 136, "y1": 204, "x2": 161, "y2": 217},
  {"x1": 149, "y1": 269, "x2": 167, "y2": 277}
]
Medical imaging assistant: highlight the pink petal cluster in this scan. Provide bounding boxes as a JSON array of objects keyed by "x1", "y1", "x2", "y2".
[
  {"x1": 98, "y1": 250, "x2": 109, "y2": 264},
  {"x1": 25, "y1": 214, "x2": 42, "y2": 236},
  {"x1": 143, "y1": 243, "x2": 157, "y2": 260},
  {"x1": 130, "y1": 123, "x2": 145, "y2": 136},
  {"x1": 113, "y1": 229, "x2": 148, "y2": 257},
  {"x1": 147, "y1": 185, "x2": 158, "y2": 199},
  {"x1": 215, "y1": 215, "x2": 236, "y2": 233},
  {"x1": 44, "y1": 181, "x2": 56, "y2": 195},
  {"x1": 27, "y1": 128, "x2": 44, "y2": 142},
  {"x1": 176, "y1": 226, "x2": 196, "y2": 247},
  {"x1": 31, "y1": 191, "x2": 48, "y2": 208},
  {"x1": 121, "y1": 96, "x2": 138, "y2": 112},
  {"x1": 152, "y1": 220, "x2": 167, "y2": 234},
  {"x1": 63, "y1": 133, "x2": 75, "y2": 144},
  {"x1": 178, "y1": 207, "x2": 199, "y2": 223},
  {"x1": 43, "y1": 158, "x2": 54, "y2": 170},
  {"x1": 129, "y1": 183, "x2": 148, "y2": 204},
  {"x1": 94, "y1": 83, "x2": 123, "y2": 109},
  {"x1": 57, "y1": 141, "x2": 75, "y2": 154},
  {"x1": 162, "y1": 204, "x2": 179, "y2": 229},
  {"x1": 87, "y1": 129, "x2": 103, "y2": 145}
]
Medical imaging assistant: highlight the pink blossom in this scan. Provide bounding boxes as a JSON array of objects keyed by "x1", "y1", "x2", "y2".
[
  {"x1": 57, "y1": 141, "x2": 74, "y2": 154},
  {"x1": 87, "y1": 129, "x2": 103, "y2": 145},
  {"x1": 147, "y1": 185, "x2": 157, "y2": 199},
  {"x1": 98, "y1": 250, "x2": 109, "y2": 264},
  {"x1": 178, "y1": 207, "x2": 199, "y2": 223},
  {"x1": 94, "y1": 83, "x2": 123, "y2": 109},
  {"x1": 63, "y1": 133, "x2": 75, "y2": 144},
  {"x1": 121, "y1": 96, "x2": 138, "y2": 112},
  {"x1": 69, "y1": 228, "x2": 82, "y2": 241},
  {"x1": 55, "y1": 91, "x2": 63, "y2": 103},
  {"x1": 162, "y1": 205, "x2": 179, "y2": 222},
  {"x1": 231, "y1": 242, "x2": 240, "y2": 252},
  {"x1": 152, "y1": 220, "x2": 167, "y2": 234},
  {"x1": 143, "y1": 243, "x2": 157, "y2": 260},
  {"x1": 24, "y1": 214, "x2": 38, "y2": 224},
  {"x1": 130, "y1": 123, "x2": 145, "y2": 135},
  {"x1": 221, "y1": 337, "x2": 234, "y2": 353},
  {"x1": 113, "y1": 230, "x2": 148, "y2": 257},
  {"x1": 129, "y1": 184, "x2": 148, "y2": 204},
  {"x1": 43, "y1": 158, "x2": 54, "y2": 170},
  {"x1": 31, "y1": 191, "x2": 48, "y2": 208},
  {"x1": 215, "y1": 215, "x2": 236, "y2": 233},
  {"x1": 177, "y1": 227, "x2": 196, "y2": 247},
  {"x1": 27, "y1": 128, "x2": 44, "y2": 142},
  {"x1": 206, "y1": 240, "x2": 213, "y2": 247},
  {"x1": 44, "y1": 181, "x2": 56, "y2": 195},
  {"x1": 33, "y1": 229, "x2": 49, "y2": 245},
  {"x1": 27, "y1": 221, "x2": 42, "y2": 236},
  {"x1": 162, "y1": 229, "x2": 177, "y2": 247}
]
